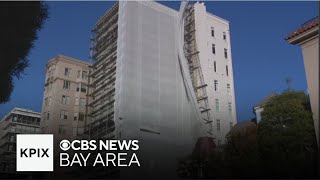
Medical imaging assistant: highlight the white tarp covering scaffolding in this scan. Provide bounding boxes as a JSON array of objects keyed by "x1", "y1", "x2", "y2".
[{"x1": 114, "y1": 1, "x2": 205, "y2": 175}]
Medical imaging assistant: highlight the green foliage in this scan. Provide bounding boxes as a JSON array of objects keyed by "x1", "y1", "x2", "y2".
[
  {"x1": 177, "y1": 91, "x2": 317, "y2": 178},
  {"x1": 0, "y1": 2, "x2": 48, "y2": 103},
  {"x1": 257, "y1": 91, "x2": 317, "y2": 178}
]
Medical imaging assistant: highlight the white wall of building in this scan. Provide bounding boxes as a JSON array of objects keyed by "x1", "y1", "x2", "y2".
[{"x1": 194, "y1": 2, "x2": 237, "y2": 145}]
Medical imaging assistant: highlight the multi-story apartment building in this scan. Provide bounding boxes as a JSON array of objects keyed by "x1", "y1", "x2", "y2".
[
  {"x1": 41, "y1": 55, "x2": 91, "y2": 146},
  {"x1": 87, "y1": 1, "x2": 236, "y2": 144},
  {"x1": 85, "y1": 1, "x2": 237, "y2": 176},
  {"x1": 0, "y1": 107, "x2": 41, "y2": 177},
  {"x1": 193, "y1": 2, "x2": 237, "y2": 144}
]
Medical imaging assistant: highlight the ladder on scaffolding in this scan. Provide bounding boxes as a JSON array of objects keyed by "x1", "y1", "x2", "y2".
[{"x1": 183, "y1": 3, "x2": 213, "y2": 137}]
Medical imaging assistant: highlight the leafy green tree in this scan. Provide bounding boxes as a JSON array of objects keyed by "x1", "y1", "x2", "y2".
[
  {"x1": 0, "y1": 2, "x2": 48, "y2": 103},
  {"x1": 257, "y1": 91, "x2": 317, "y2": 178}
]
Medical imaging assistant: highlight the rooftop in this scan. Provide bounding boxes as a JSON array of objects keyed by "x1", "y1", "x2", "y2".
[
  {"x1": 254, "y1": 93, "x2": 277, "y2": 108},
  {"x1": 286, "y1": 16, "x2": 319, "y2": 40}
]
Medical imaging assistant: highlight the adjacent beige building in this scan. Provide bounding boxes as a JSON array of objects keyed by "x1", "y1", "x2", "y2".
[
  {"x1": 286, "y1": 17, "x2": 319, "y2": 145},
  {"x1": 40, "y1": 55, "x2": 91, "y2": 146}
]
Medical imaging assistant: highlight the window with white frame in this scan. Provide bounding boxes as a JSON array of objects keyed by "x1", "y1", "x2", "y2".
[
  {"x1": 216, "y1": 119, "x2": 221, "y2": 131},
  {"x1": 80, "y1": 98, "x2": 86, "y2": 106},
  {"x1": 62, "y1": 95, "x2": 70, "y2": 105},
  {"x1": 215, "y1": 99, "x2": 220, "y2": 112},
  {"x1": 60, "y1": 110, "x2": 68, "y2": 120},
  {"x1": 64, "y1": 68, "x2": 72, "y2": 77},
  {"x1": 63, "y1": 80, "x2": 71, "y2": 90},
  {"x1": 74, "y1": 112, "x2": 78, "y2": 121}
]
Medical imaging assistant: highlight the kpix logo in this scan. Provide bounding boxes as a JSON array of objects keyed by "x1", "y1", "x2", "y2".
[{"x1": 16, "y1": 134, "x2": 53, "y2": 171}]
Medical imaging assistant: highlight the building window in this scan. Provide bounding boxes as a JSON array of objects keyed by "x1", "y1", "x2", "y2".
[
  {"x1": 226, "y1": 65, "x2": 229, "y2": 76},
  {"x1": 215, "y1": 99, "x2": 220, "y2": 112},
  {"x1": 59, "y1": 125, "x2": 66, "y2": 134},
  {"x1": 60, "y1": 110, "x2": 68, "y2": 120},
  {"x1": 214, "y1": 80, "x2": 218, "y2": 91},
  {"x1": 77, "y1": 83, "x2": 87, "y2": 93},
  {"x1": 82, "y1": 71, "x2": 88, "y2": 79},
  {"x1": 61, "y1": 95, "x2": 70, "y2": 105},
  {"x1": 43, "y1": 112, "x2": 46, "y2": 121},
  {"x1": 77, "y1": 70, "x2": 81, "y2": 78},
  {"x1": 230, "y1": 122, "x2": 234, "y2": 130},
  {"x1": 228, "y1": 102, "x2": 232, "y2": 113},
  {"x1": 216, "y1": 119, "x2": 220, "y2": 131},
  {"x1": 81, "y1": 84, "x2": 87, "y2": 93},
  {"x1": 211, "y1": 27, "x2": 215, "y2": 37},
  {"x1": 224, "y1": 48, "x2": 228, "y2": 59},
  {"x1": 47, "y1": 112, "x2": 50, "y2": 120},
  {"x1": 78, "y1": 128, "x2": 84, "y2": 134},
  {"x1": 212, "y1": 44, "x2": 215, "y2": 54},
  {"x1": 76, "y1": 83, "x2": 80, "y2": 92},
  {"x1": 78, "y1": 112, "x2": 85, "y2": 121},
  {"x1": 214, "y1": 61, "x2": 217, "y2": 72},
  {"x1": 75, "y1": 98, "x2": 79, "y2": 106},
  {"x1": 64, "y1": 68, "x2": 72, "y2": 77},
  {"x1": 74, "y1": 112, "x2": 78, "y2": 121},
  {"x1": 80, "y1": 98, "x2": 86, "y2": 107},
  {"x1": 63, "y1": 80, "x2": 71, "y2": 90},
  {"x1": 44, "y1": 98, "x2": 48, "y2": 106},
  {"x1": 227, "y1": 84, "x2": 231, "y2": 93},
  {"x1": 223, "y1": 32, "x2": 226, "y2": 40},
  {"x1": 218, "y1": 140, "x2": 221, "y2": 146},
  {"x1": 72, "y1": 127, "x2": 77, "y2": 137}
]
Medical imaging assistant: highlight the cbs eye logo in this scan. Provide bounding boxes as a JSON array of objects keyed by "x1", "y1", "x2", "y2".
[
  {"x1": 60, "y1": 140, "x2": 71, "y2": 151},
  {"x1": 59, "y1": 139, "x2": 97, "y2": 151}
]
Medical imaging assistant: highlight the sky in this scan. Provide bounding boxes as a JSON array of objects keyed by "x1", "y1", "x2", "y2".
[{"x1": 0, "y1": 1, "x2": 318, "y2": 122}]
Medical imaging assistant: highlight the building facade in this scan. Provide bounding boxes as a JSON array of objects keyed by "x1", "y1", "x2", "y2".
[
  {"x1": 193, "y1": 2, "x2": 237, "y2": 145},
  {"x1": 0, "y1": 107, "x2": 41, "y2": 176},
  {"x1": 286, "y1": 17, "x2": 319, "y2": 145},
  {"x1": 40, "y1": 55, "x2": 91, "y2": 146},
  {"x1": 85, "y1": 1, "x2": 237, "y2": 176},
  {"x1": 88, "y1": 0, "x2": 237, "y2": 146}
]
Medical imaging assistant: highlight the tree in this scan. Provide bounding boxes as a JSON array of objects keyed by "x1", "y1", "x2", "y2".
[
  {"x1": 0, "y1": 2, "x2": 48, "y2": 103},
  {"x1": 257, "y1": 91, "x2": 317, "y2": 178},
  {"x1": 224, "y1": 123, "x2": 263, "y2": 178}
]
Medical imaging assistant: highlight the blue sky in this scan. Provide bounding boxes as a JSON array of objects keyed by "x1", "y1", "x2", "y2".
[{"x1": 0, "y1": 1, "x2": 318, "y2": 122}]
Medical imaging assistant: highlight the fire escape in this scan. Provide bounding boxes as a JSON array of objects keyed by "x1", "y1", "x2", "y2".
[{"x1": 183, "y1": 3, "x2": 213, "y2": 136}]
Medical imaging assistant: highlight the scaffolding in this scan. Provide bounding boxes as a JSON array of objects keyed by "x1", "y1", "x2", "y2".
[
  {"x1": 183, "y1": 3, "x2": 213, "y2": 136},
  {"x1": 86, "y1": 3, "x2": 119, "y2": 141}
]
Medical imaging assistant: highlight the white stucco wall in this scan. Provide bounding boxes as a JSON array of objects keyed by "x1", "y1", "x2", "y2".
[{"x1": 194, "y1": 2, "x2": 237, "y2": 145}]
